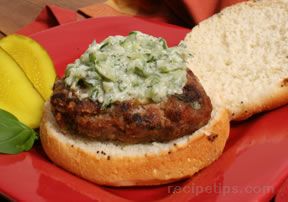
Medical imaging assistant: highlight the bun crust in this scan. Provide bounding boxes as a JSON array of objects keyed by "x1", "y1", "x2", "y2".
[{"x1": 40, "y1": 102, "x2": 229, "y2": 186}]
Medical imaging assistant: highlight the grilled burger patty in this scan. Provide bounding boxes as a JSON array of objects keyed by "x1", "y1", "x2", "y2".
[{"x1": 50, "y1": 70, "x2": 212, "y2": 144}]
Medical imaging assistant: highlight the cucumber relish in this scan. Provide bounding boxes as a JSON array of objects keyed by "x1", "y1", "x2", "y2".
[{"x1": 64, "y1": 31, "x2": 189, "y2": 108}]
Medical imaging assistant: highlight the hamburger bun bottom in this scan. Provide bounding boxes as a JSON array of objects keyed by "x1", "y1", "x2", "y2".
[{"x1": 40, "y1": 102, "x2": 230, "y2": 186}]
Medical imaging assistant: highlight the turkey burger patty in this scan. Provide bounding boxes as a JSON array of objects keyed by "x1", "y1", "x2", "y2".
[{"x1": 50, "y1": 31, "x2": 212, "y2": 144}]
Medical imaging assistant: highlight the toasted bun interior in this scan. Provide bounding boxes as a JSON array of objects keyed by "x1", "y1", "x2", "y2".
[
  {"x1": 40, "y1": 102, "x2": 229, "y2": 186},
  {"x1": 184, "y1": 0, "x2": 288, "y2": 120}
]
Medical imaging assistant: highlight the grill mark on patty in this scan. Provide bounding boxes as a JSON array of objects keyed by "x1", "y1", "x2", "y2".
[
  {"x1": 132, "y1": 113, "x2": 143, "y2": 125},
  {"x1": 119, "y1": 102, "x2": 131, "y2": 112},
  {"x1": 50, "y1": 69, "x2": 212, "y2": 144},
  {"x1": 131, "y1": 111, "x2": 162, "y2": 130},
  {"x1": 176, "y1": 84, "x2": 201, "y2": 103}
]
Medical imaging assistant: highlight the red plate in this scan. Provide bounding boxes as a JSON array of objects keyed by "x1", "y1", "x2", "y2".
[
  {"x1": 0, "y1": 17, "x2": 288, "y2": 202},
  {"x1": 276, "y1": 176, "x2": 288, "y2": 202}
]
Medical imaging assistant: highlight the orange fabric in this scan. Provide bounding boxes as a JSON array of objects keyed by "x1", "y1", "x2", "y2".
[{"x1": 79, "y1": 0, "x2": 247, "y2": 27}]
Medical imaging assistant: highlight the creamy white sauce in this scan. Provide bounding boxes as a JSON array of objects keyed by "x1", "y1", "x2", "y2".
[{"x1": 64, "y1": 31, "x2": 188, "y2": 108}]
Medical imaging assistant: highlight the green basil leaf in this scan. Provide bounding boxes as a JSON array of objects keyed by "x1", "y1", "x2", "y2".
[
  {"x1": 15, "y1": 128, "x2": 38, "y2": 152},
  {"x1": 0, "y1": 109, "x2": 18, "y2": 121},
  {"x1": 0, "y1": 109, "x2": 38, "y2": 154},
  {"x1": 0, "y1": 116, "x2": 26, "y2": 141}
]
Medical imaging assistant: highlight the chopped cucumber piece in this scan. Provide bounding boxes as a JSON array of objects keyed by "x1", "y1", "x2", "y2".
[{"x1": 95, "y1": 64, "x2": 116, "y2": 81}]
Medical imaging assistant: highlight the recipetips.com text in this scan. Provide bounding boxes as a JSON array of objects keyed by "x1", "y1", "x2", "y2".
[{"x1": 167, "y1": 183, "x2": 274, "y2": 196}]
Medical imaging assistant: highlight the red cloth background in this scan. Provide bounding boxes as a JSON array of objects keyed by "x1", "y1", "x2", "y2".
[{"x1": 17, "y1": 0, "x2": 246, "y2": 35}]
